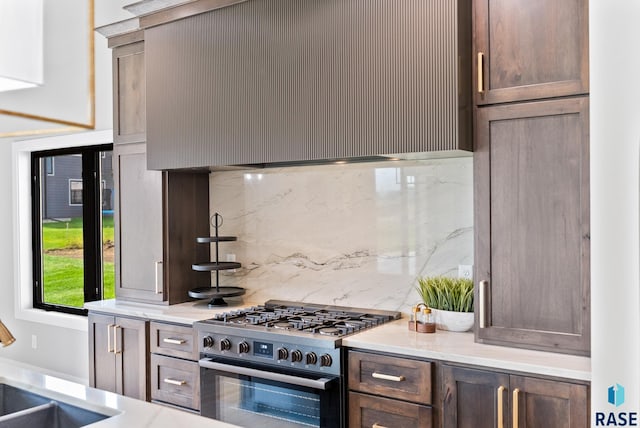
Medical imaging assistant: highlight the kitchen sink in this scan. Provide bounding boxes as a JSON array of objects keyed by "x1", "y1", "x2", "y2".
[{"x1": 0, "y1": 383, "x2": 112, "y2": 427}]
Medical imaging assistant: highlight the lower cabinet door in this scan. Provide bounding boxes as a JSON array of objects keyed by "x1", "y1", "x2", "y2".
[
  {"x1": 442, "y1": 365, "x2": 509, "y2": 428},
  {"x1": 349, "y1": 392, "x2": 431, "y2": 428},
  {"x1": 151, "y1": 354, "x2": 200, "y2": 411}
]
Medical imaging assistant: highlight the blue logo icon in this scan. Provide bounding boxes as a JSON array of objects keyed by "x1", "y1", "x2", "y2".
[{"x1": 608, "y1": 384, "x2": 625, "y2": 407}]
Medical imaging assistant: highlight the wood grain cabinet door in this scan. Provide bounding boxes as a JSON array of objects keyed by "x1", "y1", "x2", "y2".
[
  {"x1": 114, "y1": 142, "x2": 164, "y2": 303},
  {"x1": 510, "y1": 375, "x2": 588, "y2": 428},
  {"x1": 474, "y1": 0, "x2": 588, "y2": 105},
  {"x1": 474, "y1": 97, "x2": 590, "y2": 355},
  {"x1": 441, "y1": 365, "x2": 509, "y2": 428},
  {"x1": 349, "y1": 392, "x2": 432, "y2": 428},
  {"x1": 113, "y1": 40, "x2": 146, "y2": 144},
  {"x1": 88, "y1": 313, "x2": 117, "y2": 393},
  {"x1": 114, "y1": 316, "x2": 149, "y2": 401}
]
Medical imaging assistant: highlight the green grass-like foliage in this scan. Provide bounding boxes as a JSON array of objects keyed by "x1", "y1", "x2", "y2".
[
  {"x1": 416, "y1": 276, "x2": 474, "y2": 312},
  {"x1": 41, "y1": 216, "x2": 115, "y2": 308}
]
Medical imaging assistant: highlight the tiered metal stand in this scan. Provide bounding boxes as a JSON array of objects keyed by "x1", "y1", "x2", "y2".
[{"x1": 188, "y1": 213, "x2": 245, "y2": 307}]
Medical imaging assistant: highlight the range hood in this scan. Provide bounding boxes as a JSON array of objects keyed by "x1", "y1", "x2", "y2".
[{"x1": 145, "y1": 0, "x2": 472, "y2": 170}]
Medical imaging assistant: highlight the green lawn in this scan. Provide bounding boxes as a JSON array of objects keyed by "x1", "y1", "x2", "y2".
[{"x1": 42, "y1": 216, "x2": 115, "y2": 308}]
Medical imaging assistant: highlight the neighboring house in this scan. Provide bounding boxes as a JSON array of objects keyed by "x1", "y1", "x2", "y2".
[{"x1": 41, "y1": 152, "x2": 114, "y2": 220}]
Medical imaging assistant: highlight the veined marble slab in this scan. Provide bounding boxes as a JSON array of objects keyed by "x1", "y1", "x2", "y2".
[{"x1": 209, "y1": 157, "x2": 473, "y2": 314}]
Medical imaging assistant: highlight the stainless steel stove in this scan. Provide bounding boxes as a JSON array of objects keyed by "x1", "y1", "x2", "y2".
[{"x1": 196, "y1": 300, "x2": 401, "y2": 427}]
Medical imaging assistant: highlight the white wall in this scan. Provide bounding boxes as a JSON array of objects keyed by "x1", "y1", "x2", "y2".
[
  {"x1": 590, "y1": 0, "x2": 640, "y2": 421},
  {"x1": 0, "y1": 1, "x2": 131, "y2": 381}
]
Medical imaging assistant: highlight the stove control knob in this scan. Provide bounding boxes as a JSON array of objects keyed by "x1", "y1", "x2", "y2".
[
  {"x1": 291, "y1": 350, "x2": 303, "y2": 363},
  {"x1": 202, "y1": 336, "x2": 214, "y2": 349},
  {"x1": 305, "y1": 352, "x2": 318, "y2": 365},
  {"x1": 277, "y1": 348, "x2": 289, "y2": 361},
  {"x1": 220, "y1": 338, "x2": 232, "y2": 352},
  {"x1": 238, "y1": 341, "x2": 250, "y2": 354},
  {"x1": 320, "y1": 354, "x2": 333, "y2": 367}
]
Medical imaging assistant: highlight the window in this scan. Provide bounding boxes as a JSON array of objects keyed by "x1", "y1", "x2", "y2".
[
  {"x1": 31, "y1": 144, "x2": 114, "y2": 315},
  {"x1": 69, "y1": 179, "x2": 83, "y2": 205},
  {"x1": 45, "y1": 157, "x2": 54, "y2": 176}
]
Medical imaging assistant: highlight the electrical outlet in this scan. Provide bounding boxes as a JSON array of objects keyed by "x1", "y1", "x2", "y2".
[
  {"x1": 31, "y1": 334, "x2": 37, "y2": 349},
  {"x1": 458, "y1": 264, "x2": 473, "y2": 280}
]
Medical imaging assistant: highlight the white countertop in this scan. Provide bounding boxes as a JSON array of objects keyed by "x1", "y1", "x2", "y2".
[
  {"x1": 84, "y1": 298, "x2": 260, "y2": 325},
  {"x1": 85, "y1": 300, "x2": 591, "y2": 381},
  {"x1": 0, "y1": 358, "x2": 238, "y2": 428},
  {"x1": 342, "y1": 319, "x2": 591, "y2": 381}
]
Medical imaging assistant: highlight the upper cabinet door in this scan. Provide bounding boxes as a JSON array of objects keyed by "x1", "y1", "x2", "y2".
[
  {"x1": 474, "y1": 0, "x2": 589, "y2": 105},
  {"x1": 474, "y1": 97, "x2": 590, "y2": 355},
  {"x1": 113, "y1": 39, "x2": 146, "y2": 144}
]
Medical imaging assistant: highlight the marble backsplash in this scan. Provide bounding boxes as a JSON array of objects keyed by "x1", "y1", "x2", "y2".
[{"x1": 208, "y1": 156, "x2": 473, "y2": 314}]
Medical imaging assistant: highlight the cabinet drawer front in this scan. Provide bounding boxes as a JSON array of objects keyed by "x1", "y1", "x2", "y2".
[
  {"x1": 349, "y1": 391, "x2": 431, "y2": 428},
  {"x1": 150, "y1": 322, "x2": 197, "y2": 360},
  {"x1": 348, "y1": 351, "x2": 432, "y2": 404},
  {"x1": 150, "y1": 354, "x2": 200, "y2": 411}
]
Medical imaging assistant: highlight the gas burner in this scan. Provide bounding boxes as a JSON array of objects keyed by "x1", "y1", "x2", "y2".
[
  {"x1": 272, "y1": 321, "x2": 294, "y2": 330},
  {"x1": 318, "y1": 327, "x2": 341, "y2": 336}
]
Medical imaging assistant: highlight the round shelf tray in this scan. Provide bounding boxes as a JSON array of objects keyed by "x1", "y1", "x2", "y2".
[
  {"x1": 192, "y1": 262, "x2": 242, "y2": 271},
  {"x1": 196, "y1": 236, "x2": 237, "y2": 243},
  {"x1": 188, "y1": 286, "x2": 246, "y2": 307}
]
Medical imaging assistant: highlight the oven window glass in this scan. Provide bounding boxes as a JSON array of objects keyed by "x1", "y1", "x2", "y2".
[{"x1": 216, "y1": 374, "x2": 321, "y2": 427}]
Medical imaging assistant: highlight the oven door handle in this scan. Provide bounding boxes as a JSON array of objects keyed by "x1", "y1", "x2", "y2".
[{"x1": 199, "y1": 359, "x2": 335, "y2": 391}]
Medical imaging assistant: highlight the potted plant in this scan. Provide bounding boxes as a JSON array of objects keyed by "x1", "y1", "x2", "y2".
[{"x1": 415, "y1": 276, "x2": 474, "y2": 332}]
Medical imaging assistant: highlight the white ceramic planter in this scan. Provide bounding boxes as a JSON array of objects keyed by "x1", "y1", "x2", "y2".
[{"x1": 431, "y1": 309, "x2": 474, "y2": 332}]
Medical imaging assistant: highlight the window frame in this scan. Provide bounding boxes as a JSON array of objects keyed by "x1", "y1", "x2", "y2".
[
  {"x1": 13, "y1": 130, "x2": 113, "y2": 331},
  {"x1": 30, "y1": 144, "x2": 113, "y2": 316}
]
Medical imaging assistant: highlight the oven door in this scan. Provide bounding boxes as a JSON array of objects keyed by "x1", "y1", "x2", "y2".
[{"x1": 199, "y1": 357, "x2": 342, "y2": 428}]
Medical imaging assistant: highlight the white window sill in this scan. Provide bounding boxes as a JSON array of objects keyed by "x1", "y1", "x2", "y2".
[{"x1": 14, "y1": 308, "x2": 88, "y2": 332}]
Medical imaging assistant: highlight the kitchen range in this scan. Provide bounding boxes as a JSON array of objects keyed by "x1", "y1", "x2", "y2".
[{"x1": 195, "y1": 300, "x2": 401, "y2": 427}]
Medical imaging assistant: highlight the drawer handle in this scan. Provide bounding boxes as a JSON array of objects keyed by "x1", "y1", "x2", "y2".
[
  {"x1": 372, "y1": 372, "x2": 406, "y2": 382},
  {"x1": 163, "y1": 338, "x2": 186, "y2": 345},
  {"x1": 107, "y1": 324, "x2": 115, "y2": 353},
  {"x1": 155, "y1": 261, "x2": 163, "y2": 294},
  {"x1": 163, "y1": 378, "x2": 187, "y2": 386},
  {"x1": 513, "y1": 388, "x2": 520, "y2": 428},
  {"x1": 113, "y1": 325, "x2": 122, "y2": 355},
  {"x1": 477, "y1": 52, "x2": 485, "y2": 93},
  {"x1": 372, "y1": 424, "x2": 389, "y2": 428},
  {"x1": 479, "y1": 280, "x2": 489, "y2": 328},
  {"x1": 497, "y1": 385, "x2": 505, "y2": 428}
]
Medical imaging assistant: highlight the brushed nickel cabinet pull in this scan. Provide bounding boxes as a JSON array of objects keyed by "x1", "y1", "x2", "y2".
[
  {"x1": 513, "y1": 388, "x2": 520, "y2": 428},
  {"x1": 372, "y1": 372, "x2": 406, "y2": 382},
  {"x1": 113, "y1": 325, "x2": 122, "y2": 355},
  {"x1": 155, "y1": 261, "x2": 163, "y2": 294},
  {"x1": 497, "y1": 385, "x2": 505, "y2": 428},
  {"x1": 107, "y1": 324, "x2": 115, "y2": 353},
  {"x1": 163, "y1": 338, "x2": 186, "y2": 345},
  {"x1": 163, "y1": 378, "x2": 187, "y2": 386},
  {"x1": 479, "y1": 280, "x2": 489, "y2": 328},
  {"x1": 477, "y1": 52, "x2": 485, "y2": 93}
]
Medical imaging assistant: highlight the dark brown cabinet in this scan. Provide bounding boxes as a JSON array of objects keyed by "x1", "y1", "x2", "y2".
[
  {"x1": 442, "y1": 365, "x2": 588, "y2": 428},
  {"x1": 112, "y1": 33, "x2": 146, "y2": 144},
  {"x1": 149, "y1": 322, "x2": 200, "y2": 412},
  {"x1": 88, "y1": 312, "x2": 149, "y2": 401},
  {"x1": 348, "y1": 351, "x2": 433, "y2": 428},
  {"x1": 474, "y1": 97, "x2": 590, "y2": 355},
  {"x1": 113, "y1": 142, "x2": 210, "y2": 305},
  {"x1": 473, "y1": 0, "x2": 588, "y2": 105}
]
